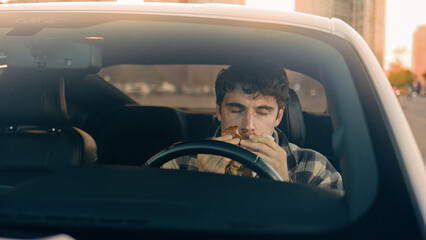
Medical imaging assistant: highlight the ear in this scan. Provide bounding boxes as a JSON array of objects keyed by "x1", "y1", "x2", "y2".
[
  {"x1": 274, "y1": 107, "x2": 284, "y2": 127},
  {"x1": 216, "y1": 104, "x2": 222, "y2": 122}
]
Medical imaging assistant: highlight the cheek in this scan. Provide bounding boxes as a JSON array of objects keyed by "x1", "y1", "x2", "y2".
[
  {"x1": 219, "y1": 111, "x2": 241, "y2": 128},
  {"x1": 255, "y1": 116, "x2": 278, "y2": 134}
]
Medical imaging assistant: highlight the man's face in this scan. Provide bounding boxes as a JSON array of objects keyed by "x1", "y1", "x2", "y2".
[{"x1": 216, "y1": 84, "x2": 284, "y2": 136}]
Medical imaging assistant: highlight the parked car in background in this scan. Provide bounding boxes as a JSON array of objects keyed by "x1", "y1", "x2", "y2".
[{"x1": 0, "y1": 2, "x2": 424, "y2": 239}]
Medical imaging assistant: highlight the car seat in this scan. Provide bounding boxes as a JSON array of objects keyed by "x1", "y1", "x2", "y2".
[
  {"x1": 0, "y1": 70, "x2": 97, "y2": 174},
  {"x1": 279, "y1": 88, "x2": 306, "y2": 147},
  {"x1": 96, "y1": 105, "x2": 187, "y2": 166}
]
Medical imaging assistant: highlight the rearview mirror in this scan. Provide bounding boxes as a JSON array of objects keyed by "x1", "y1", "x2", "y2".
[{"x1": 6, "y1": 40, "x2": 102, "y2": 72}]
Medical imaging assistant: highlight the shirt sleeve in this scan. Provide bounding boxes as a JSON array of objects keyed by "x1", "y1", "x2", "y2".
[
  {"x1": 160, "y1": 155, "x2": 199, "y2": 171},
  {"x1": 161, "y1": 159, "x2": 180, "y2": 169},
  {"x1": 290, "y1": 147, "x2": 343, "y2": 191}
]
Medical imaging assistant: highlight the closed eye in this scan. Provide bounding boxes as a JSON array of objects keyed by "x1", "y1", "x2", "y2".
[
  {"x1": 256, "y1": 106, "x2": 274, "y2": 115},
  {"x1": 226, "y1": 103, "x2": 244, "y2": 113}
]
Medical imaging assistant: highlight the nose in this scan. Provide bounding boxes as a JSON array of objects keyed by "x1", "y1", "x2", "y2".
[{"x1": 240, "y1": 111, "x2": 255, "y2": 134}]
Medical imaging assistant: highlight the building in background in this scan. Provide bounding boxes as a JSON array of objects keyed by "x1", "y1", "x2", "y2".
[
  {"x1": 295, "y1": 0, "x2": 386, "y2": 67},
  {"x1": 411, "y1": 25, "x2": 426, "y2": 90}
]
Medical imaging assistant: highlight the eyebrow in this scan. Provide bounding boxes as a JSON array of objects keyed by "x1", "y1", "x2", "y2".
[{"x1": 225, "y1": 103, "x2": 244, "y2": 108}]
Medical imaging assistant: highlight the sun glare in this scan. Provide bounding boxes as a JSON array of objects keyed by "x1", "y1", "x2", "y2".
[
  {"x1": 246, "y1": 0, "x2": 294, "y2": 12},
  {"x1": 385, "y1": 0, "x2": 426, "y2": 69}
]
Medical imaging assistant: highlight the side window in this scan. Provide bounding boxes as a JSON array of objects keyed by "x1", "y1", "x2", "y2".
[
  {"x1": 287, "y1": 71, "x2": 327, "y2": 113},
  {"x1": 97, "y1": 64, "x2": 225, "y2": 109},
  {"x1": 98, "y1": 65, "x2": 327, "y2": 112}
]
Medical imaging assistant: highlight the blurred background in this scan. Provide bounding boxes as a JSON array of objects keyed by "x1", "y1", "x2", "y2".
[{"x1": 1, "y1": 0, "x2": 425, "y2": 159}]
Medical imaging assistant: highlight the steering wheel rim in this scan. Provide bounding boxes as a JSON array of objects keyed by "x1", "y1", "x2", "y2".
[{"x1": 145, "y1": 140, "x2": 283, "y2": 181}]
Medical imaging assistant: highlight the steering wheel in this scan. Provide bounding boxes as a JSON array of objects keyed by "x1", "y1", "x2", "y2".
[{"x1": 145, "y1": 140, "x2": 283, "y2": 181}]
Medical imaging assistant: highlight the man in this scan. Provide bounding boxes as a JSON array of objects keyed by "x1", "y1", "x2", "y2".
[{"x1": 163, "y1": 65, "x2": 343, "y2": 190}]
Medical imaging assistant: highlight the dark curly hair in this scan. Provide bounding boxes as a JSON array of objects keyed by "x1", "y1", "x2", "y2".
[{"x1": 215, "y1": 65, "x2": 290, "y2": 111}]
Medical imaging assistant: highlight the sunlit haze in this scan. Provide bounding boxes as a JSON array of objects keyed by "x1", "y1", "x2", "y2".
[
  {"x1": 246, "y1": 0, "x2": 426, "y2": 70},
  {"x1": 385, "y1": 0, "x2": 426, "y2": 69},
  {"x1": 246, "y1": 0, "x2": 294, "y2": 12}
]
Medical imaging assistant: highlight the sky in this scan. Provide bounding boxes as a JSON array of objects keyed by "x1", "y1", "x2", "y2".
[{"x1": 246, "y1": 0, "x2": 426, "y2": 70}]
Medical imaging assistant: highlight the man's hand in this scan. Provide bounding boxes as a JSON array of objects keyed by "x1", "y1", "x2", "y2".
[
  {"x1": 197, "y1": 134, "x2": 240, "y2": 174},
  {"x1": 240, "y1": 134, "x2": 290, "y2": 182}
]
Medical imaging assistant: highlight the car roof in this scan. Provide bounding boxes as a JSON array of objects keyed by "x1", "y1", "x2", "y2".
[{"x1": 0, "y1": 2, "x2": 364, "y2": 70}]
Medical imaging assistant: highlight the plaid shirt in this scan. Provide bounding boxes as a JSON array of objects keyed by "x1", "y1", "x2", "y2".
[{"x1": 162, "y1": 129, "x2": 343, "y2": 191}]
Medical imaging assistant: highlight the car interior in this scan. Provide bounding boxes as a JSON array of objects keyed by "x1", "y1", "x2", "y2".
[
  {"x1": 0, "y1": 11, "x2": 423, "y2": 239},
  {"x1": 0, "y1": 70, "x2": 97, "y2": 186},
  {"x1": 0, "y1": 14, "x2": 365, "y2": 225}
]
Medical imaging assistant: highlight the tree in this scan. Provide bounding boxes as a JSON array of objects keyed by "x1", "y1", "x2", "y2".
[
  {"x1": 386, "y1": 46, "x2": 414, "y2": 87},
  {"x1": 388, "y1": 70, "x2": 414, "y2": 87}
]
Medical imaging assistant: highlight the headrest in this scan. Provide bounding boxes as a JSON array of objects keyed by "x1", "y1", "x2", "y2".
[
  {"x1": 97, "y1": 105, "x2": 187, "y2": 165},
  {"x1": 279, "y1": 89, "x2": 306, "y2": 147},
  {"x1": 0, "y1": 70, "x2": 67, "y2": 127},
  {"x1": 108, "y1": 105, "x2": 186, "y2": 139}
]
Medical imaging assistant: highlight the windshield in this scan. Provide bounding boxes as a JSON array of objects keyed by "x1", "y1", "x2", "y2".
[{"x1": 0, "y1": 7, "x2": 384, "y2": 237}]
